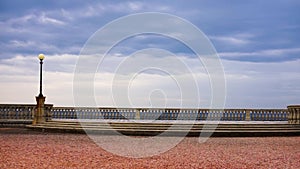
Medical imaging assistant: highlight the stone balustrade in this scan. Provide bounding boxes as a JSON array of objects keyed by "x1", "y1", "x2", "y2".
[
  {"x1": 0, "y1": 104, "x2": 53, "y2": 126},
  {"x1": 50, "y1": 107, "x2": 289, "y2": 121},
  {"x1": 0, "y1": 104, "x2": 35, "y2": 120},
  {"x1": 0, "y1": 104, "x2": 297, "y2": 125}
]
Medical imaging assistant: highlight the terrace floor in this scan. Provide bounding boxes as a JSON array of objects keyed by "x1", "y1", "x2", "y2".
[{"x1": 0, "y1": 128, "x2": 299, "y2": 169}]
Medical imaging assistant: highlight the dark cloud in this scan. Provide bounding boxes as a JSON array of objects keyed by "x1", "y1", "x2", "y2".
[
  {"x1": 1, "y1": 0, "x2": 299, "y2": 62},
  {"x1": 0, "y1": 0, "x2": 299, "y2": 106}
]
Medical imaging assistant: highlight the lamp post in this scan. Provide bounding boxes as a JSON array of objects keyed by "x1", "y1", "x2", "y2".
[
  {"x1": 38, "y1": 54, "x2": 45, "y2": 97},
  {"x1": 33, "y1": 54, "x2": 46, "y2": 125}
]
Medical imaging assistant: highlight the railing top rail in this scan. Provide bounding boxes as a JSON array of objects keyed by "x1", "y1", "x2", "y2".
[
  {"x1": 0, "y1": 104, "x2": 36, "y2": 107},
  {"x1": 0, "y1": 104, "x2": 53, "y2": 107},
  {"x1": 51, "y1": 107, "x2": 288, "y2": 111}
]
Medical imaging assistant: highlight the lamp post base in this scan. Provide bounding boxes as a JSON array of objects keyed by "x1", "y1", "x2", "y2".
[{"x1": 33, "y1": 95, "x2": 46, "y2": 125}]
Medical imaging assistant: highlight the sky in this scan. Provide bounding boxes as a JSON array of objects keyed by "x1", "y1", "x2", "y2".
[{"x1": 0, "y1": 0, "x2": 299, "y2": 108}]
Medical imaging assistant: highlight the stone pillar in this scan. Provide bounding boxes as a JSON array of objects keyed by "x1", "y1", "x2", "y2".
[
  {"x1": 245, "y1": 110, "x2": 251, "y2": 121},
  {"x1": 33, "y1": 96, "x2": 46, "y2": 125},
  {"x1": 135, "y1": 109, "x2": 140, "y2": 120},
  {"x1": 288, "y1": 105, "x2": 300, "y2": 124}
]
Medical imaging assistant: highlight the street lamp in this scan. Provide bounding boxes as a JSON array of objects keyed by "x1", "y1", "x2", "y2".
[
  {"x1": 38, "y1": 54, "x2": 45, "y2": 97},
  {"x1": 34, "y1": 53, "x2": 46, "y2": 125}
]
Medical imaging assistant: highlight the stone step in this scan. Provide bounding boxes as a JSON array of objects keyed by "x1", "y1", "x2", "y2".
[
  {"x1": 40, "y1": 121, "x2": 299, "y2": 129},
  {"x1": 32, "y1": 123, "x2": 299, "y2": 130},
  {"x1": 26, "y1": 120, "x2": 300, "y2": 136}
]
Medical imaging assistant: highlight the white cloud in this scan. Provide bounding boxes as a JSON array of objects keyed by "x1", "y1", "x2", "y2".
[
  {"x1": 6, "y1": 40, "x2": 59, "y2": 52},
  {"x1": 63, "y1": 1, "x2": 171, "y2": 18},
  {"x1": 210, "y1": 35, "x2": 251, "y2": 45},
  {"x1": 223, "y1": 59, "x2": 300, "y2": 108},
  {"x1": 1, "y1": 12, "x2": 65, "y2": 28},
  {"x1": 127, "y1": 2, "x2": 144, "y2": 11},
  {"x1": 1, "y1": 53, "x2": 298, "y2": 108},
  {"x1": 219, "y1": 48, "x2": 300, "y2": 59},
  {"x1": 39, "y1": 13, "x2": 65, "y2": 25}
]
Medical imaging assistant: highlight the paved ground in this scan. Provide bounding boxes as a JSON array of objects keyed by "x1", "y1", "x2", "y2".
[{"x1": 0, "y1": 128, "x2": 299, "y2": 169}]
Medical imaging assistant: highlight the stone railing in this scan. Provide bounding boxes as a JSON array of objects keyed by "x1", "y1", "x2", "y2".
[
  {"x1": 1, "y1": 104, "x2": 299, "y2": 125},
  {"x1": 0, "y1": 104, "x2": 53, "y2": 126},
  {"x1": 0, "y1": 104, "x2": 35, "y2": 120},
  {"x1": 51, "y1": 107, "x2": 289, "y2": 121}
]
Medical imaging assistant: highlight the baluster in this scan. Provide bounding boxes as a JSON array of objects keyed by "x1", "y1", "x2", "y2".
[
  {"x1": 281, "y1": 111, "x2": 284, "y2": 121},
  {"x1": 72, "y1": 109, "x2": 76, "y2": 119},
  {"x1": 195, "y1": 110, "x2": 199, "y2": 120},
  {"x1": 83, "y1": 109, "x2": 86, "y2": 119},
  {"x1": 214, "y1": 110, "x2": 217, "y2": 120},
  {"x1": 241, "y1": 110, "x2": 245, "y2": 121},
  {"x1": 105, "y1": 110, "x2": 109, "y2": 119},
  {"x1": 257, "y1": 110, "x2": 260, "y2": 121},
  {"x1": 178, "y1": 110, "x2": 182, "y2": 120},
  {"x1": 164, "y1": 110, "x2": 168, "y2": 120},
  {"x1": 232, "y1": 111, "x2": 235, "y2": 121},
  {"x1": 60, "y1": 109, "x2": 63, "y2": 119},
  {"x1": 141, "y1": 109, "x2": 145, "y2": 120},
  {"x1": 86, "y1": 109, "x2": 90, "y2": 119},
  {"x1": 130, "y1": 109, "x2": 134, "y2": 119},
  {"x1": 203, "y1": 110, "x2": 207, "y2": 120},
  {"x1": 116, "y1": 109, "x2": 120, "y2": 120},
  {"x1": 108, "y1": 109, "x2": 112, "y2": 119},
  {"x1": 56, "y1": 109, "x2": 61, "y2": 119},
  {"x1": 185, "y1": 110, "x2": 189, "y2": 120},
  {"x1": 127, "y1": 109, "x2": 131, "y2": 120},
  {"x1": 79, "y1": 109, "x2": 83, "y2": 119},
  {"x1": 118, "y1": 109, "x2": 122, "y2": 120},
  {"x1": 172, "y1": 110, "x2": 175, "y2": 120},
  {"x1": 114, "y1": 109, "x2": 118, "y2": 119},
  {"x1": 222, "y1": 110, "x2": 225, "y2": 121},
  {"x1": 269, "y1": 110, "x2": 273, "y2": 121},
  {"x1": 110, "y1": 109, "x2": 113, "y2": 119},
  {"x1": 120, "y1": 109, "x2": 124, "y2": 119},
  {"x1": 151, "y1": 110, "x2": 155, "y2": 120},
  {"x1": 101, "y1": 109, "x2": 105, "y2": 119},
  {"x1": 117, "y1": 109, "x2": 120, "y2": 119},
  {"x1": 125, "y1": 109, "x2": 128, "y2": 119},
  {"x1": 100, "y1": 109, "x2": 104, "y2": 119},
  {"x1": 145, "y1": 109, "x2": 149, "y2": 120},
  {"x1": 68, "y1": 109, "x2": 71, "y2": 119},
  {"x1": 97, "y1": 109, "x2": 101, "y2": 119},
  {"x1": 255, "y1": 110, "x2": 258, "y2": 121},
  {"x1": 155, "y1": 109, "x2": 159, "y2": 120}
]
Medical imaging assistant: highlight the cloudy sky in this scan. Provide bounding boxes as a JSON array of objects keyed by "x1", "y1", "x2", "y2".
[{"x1": 0, "y1": 0, "x2": 299, "y2": 108}]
